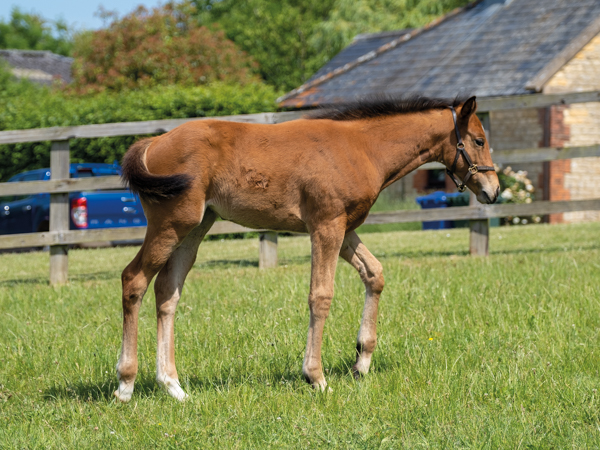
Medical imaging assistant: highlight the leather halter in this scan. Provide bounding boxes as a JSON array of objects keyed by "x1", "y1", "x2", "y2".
[{"x1": 446, "y1": 106, "x2": 494, "y2": 192}]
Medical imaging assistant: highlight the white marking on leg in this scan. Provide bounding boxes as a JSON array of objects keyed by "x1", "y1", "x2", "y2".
[
  {"x1": 340, "y1": 231, "x2": 384, "y2": 378},
  {"x1": 114, "y1": 360, "x2": 135, "y2": 402}
]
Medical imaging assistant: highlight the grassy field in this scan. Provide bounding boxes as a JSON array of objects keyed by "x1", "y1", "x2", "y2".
[{"x1": 1, "y1": 222, "x2": 600, "y2": 448}]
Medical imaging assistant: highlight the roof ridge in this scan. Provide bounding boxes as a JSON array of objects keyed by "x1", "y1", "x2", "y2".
[
  {"x1": 0, "y1": 49, "x2": 73, "y2": 61},
  {"x1": 352, "y1": 29, "x2": 413, "y2": 41},
  {"x1": 277, "y1": 0, "x2": 485, "y2": 106}
]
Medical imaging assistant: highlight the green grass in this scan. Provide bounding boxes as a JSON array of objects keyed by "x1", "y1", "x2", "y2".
[{"x1": 1, "y1": 222, "x2": 600, "y2": 448}]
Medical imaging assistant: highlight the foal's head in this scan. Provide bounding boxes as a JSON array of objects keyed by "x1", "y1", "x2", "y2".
[{"x1": 441, "y1": 96, "x2": 500, "y2": 204}]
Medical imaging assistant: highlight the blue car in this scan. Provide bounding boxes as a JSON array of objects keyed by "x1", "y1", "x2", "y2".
[{"x1": 0, "y1": 163, "x2": 147, "y2": 235}]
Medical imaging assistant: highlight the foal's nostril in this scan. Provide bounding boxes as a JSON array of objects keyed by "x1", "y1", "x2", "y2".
[
  {"x1": 493, "y1": 186, "x2": 500, "y2": 204},
  {"x1": 484, "y1": 191, "x2": 492, "y2": 204}
]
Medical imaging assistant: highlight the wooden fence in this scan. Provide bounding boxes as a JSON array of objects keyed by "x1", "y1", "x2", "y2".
[{"x1": 1, "y1": 90, "x2": 599, "y2": 284}]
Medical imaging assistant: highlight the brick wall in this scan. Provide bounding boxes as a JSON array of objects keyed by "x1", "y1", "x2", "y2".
[
  {"x1": 412, "y1": 170, "x2": 428, "y2": 192},
  {"x1": 544, "y1": 33, "x2": 600, "y2": 223}
]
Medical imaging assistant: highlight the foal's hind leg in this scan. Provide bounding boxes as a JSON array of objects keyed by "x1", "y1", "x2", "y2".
[
  {"x1": 114, "y1": 215, "x2": 199, "y2": 402},
  {"x1": 154, "y1": 209, "x2": 216, "y2": 401},
  {"x1": 339, "y1": 231, "x2": 384, "y2": 377}
]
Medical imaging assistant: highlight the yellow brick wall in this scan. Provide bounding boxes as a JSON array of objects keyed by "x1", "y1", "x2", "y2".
[{"x1": 544, "y1": 33, "x2": 600, "y2": 222}]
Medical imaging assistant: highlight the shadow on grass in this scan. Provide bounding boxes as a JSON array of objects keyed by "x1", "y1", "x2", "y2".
[
  {"x1": 0, "y1": 276, "x2": 51, "y2": 287},
  {"x1": 380, "y1": 241, "x2": 600, "y2": 261},
  {"x1": 0, "y1": 270, "x2": 121, "y2": 287},
  {"x1": 42, "y1": 355, "x2": 389, "y2": 402},
  {"x1": 44, "y1": 373, "x2": 165, "y2": 402},
  {"x1": 195, "y1": 259, "x2": 258, "y2": 269},
  {"x1": 194, "y1": 255, "x2": 313, "y2": 269}
]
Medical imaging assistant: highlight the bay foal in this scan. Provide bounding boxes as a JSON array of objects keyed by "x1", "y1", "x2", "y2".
[{"x1": 115, "y1": 95, "x2": 499, "y2": 402}]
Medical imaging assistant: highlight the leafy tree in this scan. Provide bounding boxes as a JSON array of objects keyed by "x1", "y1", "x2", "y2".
[
  {"x1": 193, "y1": 0, "x2": 335, "y2": 92},
  {"x1": 71, "y1": 2, "x2": 258, "y2": 93},
  {"x1": 193, "y1": 0, "x2": 471, "y2": 91},
  {"x1": 0, "y1": 7, "x2": 72, "y2": 56}
]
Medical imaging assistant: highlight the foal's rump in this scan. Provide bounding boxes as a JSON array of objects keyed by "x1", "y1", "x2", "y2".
[{"x1": 121, "y1": 137, "x2": 193, "y2": 202}]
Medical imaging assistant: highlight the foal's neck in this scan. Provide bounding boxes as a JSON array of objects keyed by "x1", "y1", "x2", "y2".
[{"x1": 361, "y1": 110, "x2": 448, "y2": 191}]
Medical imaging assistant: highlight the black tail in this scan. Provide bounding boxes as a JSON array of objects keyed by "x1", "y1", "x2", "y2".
[{"x1": 121, "y1": 138, "x2": 193, "y2": 202}]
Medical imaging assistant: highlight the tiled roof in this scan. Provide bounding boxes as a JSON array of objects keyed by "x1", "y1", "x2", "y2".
[
  {"x1": 307, "y1": 30, "x2": 413, "y2": 83},
  {"x1": 0, "y1": 50, "x2": 73, "y2": 85},
  {"x1": 279, "y1": 0, "x2": 600, "y2": 108}
]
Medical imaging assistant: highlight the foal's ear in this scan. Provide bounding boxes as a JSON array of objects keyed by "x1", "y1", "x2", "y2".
[{"x1": 460, "y1": 96, "x2": 477, "y2": 119}]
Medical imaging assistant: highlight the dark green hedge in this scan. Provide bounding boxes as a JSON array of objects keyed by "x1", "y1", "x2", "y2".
[{"x1": 0, "y1": 76, "x2": 279, "y2": 181}]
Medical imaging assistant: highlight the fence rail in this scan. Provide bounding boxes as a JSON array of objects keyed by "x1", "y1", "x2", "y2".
[
  {"x1": 0, "y1": 220, "x2": 257, "y2": 249},
  {"x1": 0, "y1": 111, "x2": 304, "y2": 145},
  {"x1": 1, "y1": 90, "x2": 600, "y2": 284},
  {"x1": 1, "y1": 198, "x2": 597, "y2": 252}
]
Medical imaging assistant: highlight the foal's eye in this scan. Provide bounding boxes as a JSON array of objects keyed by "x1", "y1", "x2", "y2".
[{"x1": 475, "y1": 138, "x2": 485, "y2": 147}]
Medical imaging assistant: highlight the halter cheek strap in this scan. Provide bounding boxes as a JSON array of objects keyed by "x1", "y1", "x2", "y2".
[{"x1": 446, "y1": 106, "x2": 494, "y2": 192}]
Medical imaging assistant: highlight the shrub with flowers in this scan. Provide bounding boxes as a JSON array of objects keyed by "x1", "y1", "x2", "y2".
[{"x1": 497, "y1": 165, "x2": 541, "y2": 225}]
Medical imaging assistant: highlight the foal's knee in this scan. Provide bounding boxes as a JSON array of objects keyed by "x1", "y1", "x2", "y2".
[
  {"x1": 121, "y1": 266, "x2": 147, "y2": 310},
  {"x1": 308, "y1": 287, "x2": 334, "y2": 319},
  {"x1": 364, "y1": 260, "x2": 384, "y2": 295}
]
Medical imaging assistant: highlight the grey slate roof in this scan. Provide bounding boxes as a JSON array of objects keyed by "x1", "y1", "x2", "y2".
[
  {"x1": 279, "y1": 0, "x2": 600, "y2": 108},
  {"x1": 307, "y1": 30, "x2": 413, "y2": 83},
  {"x1": 0, "y1": 50, "x2": 73, "y2": 85}
]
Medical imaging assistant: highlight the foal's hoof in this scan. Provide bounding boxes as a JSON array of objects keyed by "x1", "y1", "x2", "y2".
[
  {"x1": 114, "y1": 388, "x2": 133, "y2": 403},
  {"x1": 352, "y1": 355, "x2": 372, "y2": 379},
  {"x1": 157, "y1": 377, "x2": 189, "y2": 402},
  {"x1": 308, "y1": 378, "x2": 331, "y2": 393}
]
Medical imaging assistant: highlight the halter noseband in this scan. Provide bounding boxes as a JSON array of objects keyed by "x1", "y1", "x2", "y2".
[{"x1": 446, "y1": 106, "x2": 494, "y2": 192}]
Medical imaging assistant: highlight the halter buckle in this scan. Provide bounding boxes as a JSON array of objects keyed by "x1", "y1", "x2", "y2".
[
  {"x1": 457, "y1": 142, "x2": 465, "y2": 150},
  {"x1": 458, "y1": 185, "x2": 466, "y2": 193},
  {"x1": 468, "y1": 165, "x2": 478, "y2": 174}
]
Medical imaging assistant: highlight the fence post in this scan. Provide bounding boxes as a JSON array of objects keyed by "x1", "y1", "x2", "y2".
[
  {"x1": 49, "y1": 140, "x2": 70, "y2": 285},
  {"x1": 469, "y1": 192, "x2": 489, "y2": 256},
  {"x1": 259, "y1": 232, "x2": 278, "y2": 269}
]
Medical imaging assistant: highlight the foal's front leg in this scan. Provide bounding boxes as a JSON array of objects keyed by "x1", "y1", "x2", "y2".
[
  {"x1": 339, "y1": 231, "x2": 384, "y2": 377},
  {"x1": 303, "y1": 220, "x2": 345, "y2": 390}
]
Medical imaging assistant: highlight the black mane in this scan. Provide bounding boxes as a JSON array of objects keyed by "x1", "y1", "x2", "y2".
[{"x1": 307, "y1": 94, "x2": 471, "y2": 121}]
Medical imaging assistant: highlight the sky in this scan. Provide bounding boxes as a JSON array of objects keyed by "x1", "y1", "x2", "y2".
[{"x1": 0, "y1": 0, "x2": 164, "y2": 30}]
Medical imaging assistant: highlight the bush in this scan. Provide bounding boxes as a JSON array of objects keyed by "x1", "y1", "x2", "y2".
[
  {"x1": 498, "y1": 166, "x2": 541, "y2": 225},
  {"x1": 71, "y1": 3, "x2": 258, "y2": 93},
  {"x1": 0, "y1": 73, "x2": 279, "y2": 181}
]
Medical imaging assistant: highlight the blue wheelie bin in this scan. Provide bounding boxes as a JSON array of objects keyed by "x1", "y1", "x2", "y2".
[
  {"x1": 415, "y1": 191, "x2": 451, "y2": 230},
  {"x1": 446, "y1": 192, "x2": 470, "y2": 228}
]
